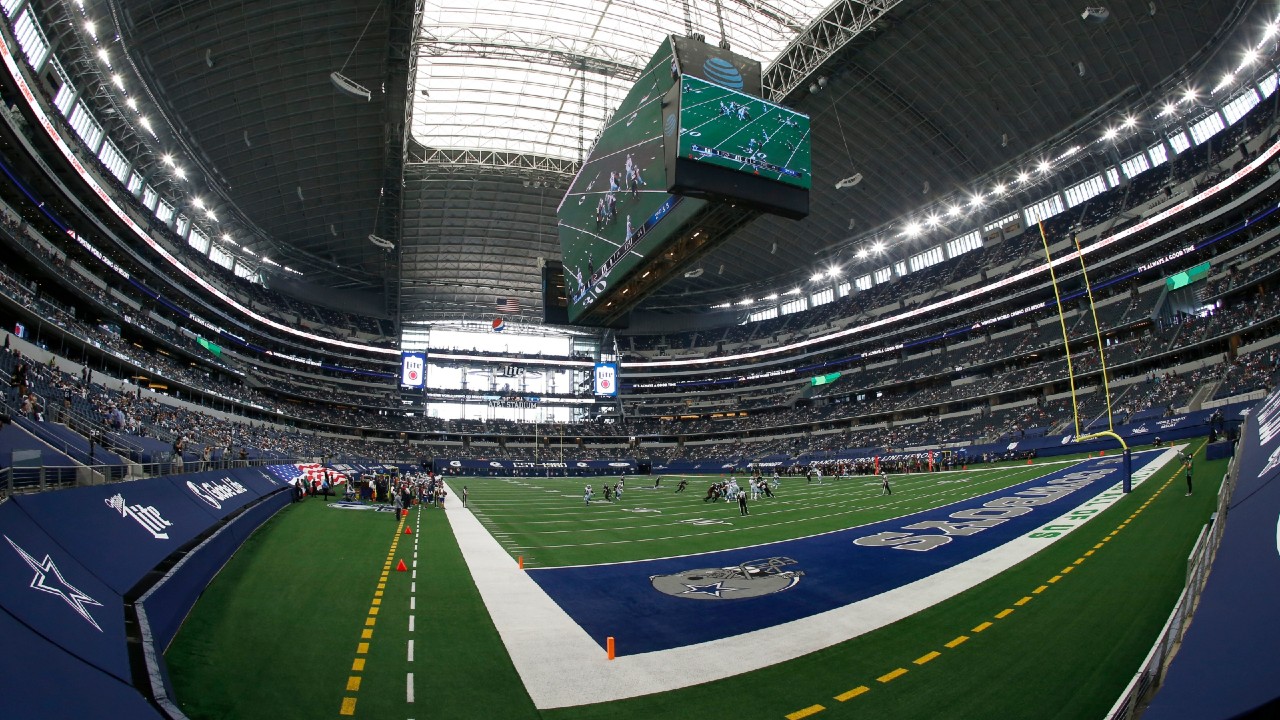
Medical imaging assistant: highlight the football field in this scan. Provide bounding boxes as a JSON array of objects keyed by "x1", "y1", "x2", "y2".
[{"x1": 166, "y1": 443, "x2": 1220, "y2": 719}]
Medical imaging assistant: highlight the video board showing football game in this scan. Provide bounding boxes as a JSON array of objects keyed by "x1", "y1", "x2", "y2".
[
  {"x1": 557, "y1": 38, "x2": 707, "y2": 324},
  {"x1": 676, "y1": 75, "x2": 811, "y2": 190}
]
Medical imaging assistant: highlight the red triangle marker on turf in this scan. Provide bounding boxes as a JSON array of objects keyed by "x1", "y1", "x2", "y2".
[
  {"x1": 404, "y1": 526, "x2": 412, "y2": 535},
  {"x1": 396, "y1": 559, "x2": 407, "y2": 572}
]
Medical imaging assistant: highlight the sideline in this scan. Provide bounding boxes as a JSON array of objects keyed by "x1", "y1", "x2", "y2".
[{"x1": 443, "y1": 446, "x2": 1181, "y2": 709}]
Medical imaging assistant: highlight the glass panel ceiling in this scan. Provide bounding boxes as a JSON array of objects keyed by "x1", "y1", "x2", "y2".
[{"x1": 412, "y1": 0, "x2": 830, "y2": 161}]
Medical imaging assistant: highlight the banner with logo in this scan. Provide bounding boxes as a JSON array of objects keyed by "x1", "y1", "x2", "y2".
[
  {"x1": 434, "y1": 458, "x2": 637, "y2": 476},
  {"x1": 1145, "y1": 388, "x2": 1280, "y2": 719},
  {"x1": 0, "y1": 501, "x2": 132, "y2": 683},
  {"x1": 9, "y1": 468, "x2": 278, "y2": 595}
]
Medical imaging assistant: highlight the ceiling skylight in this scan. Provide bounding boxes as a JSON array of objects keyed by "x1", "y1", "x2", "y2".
[{"x1": 411, "y1": 0, "x2": 831, "y2": 162}]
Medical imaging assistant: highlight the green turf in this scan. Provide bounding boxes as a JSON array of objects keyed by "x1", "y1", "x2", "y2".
[
  {"x1": 465, "y1": 463, "x2": 1073, "y2": 567},
  {"x1": 167, "y1": 444, "x2": 1221, "y2": 720}
]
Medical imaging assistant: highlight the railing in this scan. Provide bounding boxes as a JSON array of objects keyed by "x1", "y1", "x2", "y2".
[
  {"x1": 1105, "y1": 445, "x2": 1240, "y2": 719},
  {"x1": 0, "y1": 456, "x2": 304, "y2": 499}
]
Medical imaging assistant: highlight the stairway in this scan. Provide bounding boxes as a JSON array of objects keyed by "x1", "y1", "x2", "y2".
[{"x1": 1186, "y1": 380, "x2": 1221, "y2": 412}]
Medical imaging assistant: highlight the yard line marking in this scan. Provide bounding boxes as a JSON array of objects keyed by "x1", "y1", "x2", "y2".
[
  {"x1": 410, "y1": 597, "x2": 416, "y2": 611},
  {"x1": 1032, "y1": 585, "x2": 1049, "y2": 594},
  {"x1": 995, "y1": 608, "x2": 1015, "y2": 619},
  {"x1": 945, "y1": 635, "x2": 968, "y2": 648},
  {"x1": 409, "y1": 615, "x2": 415, "y2": 632},
  {"x1": 351, "y1": 659, "x2": 364, "y2": 671},
  {"x1": 339, "y1": 697, "x2": 356, "y2": 715},
  {"x1": 972, "y1": 621, "x2": 993, "y2": 632},
  {"x1": 1015, "y1": 596, "x2": 1033, "y2": 606},
  {"x1": 877, "y1": 668, "x2": 908, "y2": 683},
  {"x1": 408, "y1": 639, "x2": 414, "y2": 662},
  {"x1": 914, "y1": 651, "x2": 940, "y2": 665},
  {"x1": 1061, "y1": 566, "x2": 1075, "y2": 574},
  {"x1": 411, "y1": 582, "x2": 416, "y2": 593},
  {"x1": 346, "y1": 676, "x2": 361, "y2": 691},
  {"x1": 407, "y1": 672, "x2": 415, "y2": 703},
  {"x1": 357, "y1": 642, "x2": 369, "y2": 654},
  {"x1": 361, "y1": 629, "x2": 372, "y2": 639},
  {"x1": 786, "y1": 704, "x2": 825, "y2": 719},
  {"x1": 1048, "y1": 575, "x2": 1063, "y2": 583},
  {"x1": 834, "y1": 686, "x2": 869, "y2": 701}
]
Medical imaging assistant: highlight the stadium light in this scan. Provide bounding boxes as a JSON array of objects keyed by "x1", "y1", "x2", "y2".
[
  {"x1": 785, "y1": 288, "x2": 801, "y2": 295},
  {"x1": 111, "y1": 73, "x2": 124, "y2": 90},
  {"x1": 84, "y1": 20, "x2": 96, "y2": 36},
  {"x1": 1161, "y1": 102, "x2": 1177, "y2": 117},
  {"x1": 968, "y1": 193, "x2": 984, "y2": 208},
  {"x1": 174, "y1": 167, "x2": 187, "y2": 180},
  {"x1": 856, "y1": 248, "x2": 869, "y2": 259},
  {"x1": 1103, "y1": 127, "x2": 1118, "y2": 141},
  {"x1": 764, "y1": 293, "x2": 778, "y2": 300},
  {"x1": 992, "y1": 184, "x2": 1006, "y2": 196},
  {"x1": 1037, "y1": 160, "x2": 1051, "y2": 173},
  {"x1": 826, "y1": 265, "x2": 842, "y2": 277},
  {"x1": 1241, "y1": 49, "x2": 1259, "y2": 67},
  {"x1": 1017, "y1": 171, "x2": 1030, "y2": 183},
  {"x1": 126, "y1": 97, "x2": 137, "y2": 110},
  {"x1": 97, "y1": 48, "x2": 110, "y2": 66},
  {"x1": 871, "y1": 241, "x2": 885, "y2": 253},
  {"x1": 946, "y1": 204, "x2": 961, "y2": 217},
  {"x1": 192, "y1": 197, "x2": 205, "y2": 209},
  {"x1": 1182, "y1": 87, "x2": 1197, "y2": 103},
  {"x1": 903, "y1": 222, "x2": 921, "y2": 237},
  {"x1": 162, "y1": 154, "x2": 175, "y2": 166},
  {"x1": 1123, "y1": 115, "x2": 1137, "y2": 128},
  {"x1": 925, "y1": 213, "x2": 941, "y2": 226},
  {"x1": 810, "y1": 272, "x2": 825, "y2": 282}
]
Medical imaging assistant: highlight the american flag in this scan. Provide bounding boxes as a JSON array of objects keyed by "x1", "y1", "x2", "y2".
[
  {"x1": 263, "y1": 463, "x2": 349, "y2": 486},
  {"x1": 297, "y1": 462, "x2": 349, "y2": 485},
  {"x1": 496, "y1": 297, "x2": 520, "y2": 313}
]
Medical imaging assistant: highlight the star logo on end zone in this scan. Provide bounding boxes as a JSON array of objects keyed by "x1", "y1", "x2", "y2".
[
  {"x1": 651, "y1": 556, "x2": 803, "y2": 601},
  {"x1": 5, "y1": 535, "x2": 104, "y2": 632}
]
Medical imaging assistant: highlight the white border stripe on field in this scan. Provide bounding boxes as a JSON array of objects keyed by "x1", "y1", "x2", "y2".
[{"x1": 443, "y1": 446, "x2": 1181, "y2": 709}]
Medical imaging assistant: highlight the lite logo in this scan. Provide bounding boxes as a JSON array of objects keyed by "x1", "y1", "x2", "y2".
[
  {"x1": 105, "y1": 493, "x2": 173, "y2": 540},
  {"x1": 5, "y1": 535, "x2": 103, "y2": 631}
]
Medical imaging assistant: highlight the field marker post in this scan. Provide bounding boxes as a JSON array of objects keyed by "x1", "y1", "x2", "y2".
[
  {"x1": 607, "y1": 636, "x2": 615, "y2": 660},
  {"x1": 518, "y1": 555, "x2": 524, "y2": 570}
]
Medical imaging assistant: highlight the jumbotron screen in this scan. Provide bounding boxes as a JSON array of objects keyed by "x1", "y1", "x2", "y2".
[
  {"x1": 557, "y1": 38, "x2": 707, "y2": 324},
  {"x1": 676, "y1": 75, "x2": 811, "y2": 190}
]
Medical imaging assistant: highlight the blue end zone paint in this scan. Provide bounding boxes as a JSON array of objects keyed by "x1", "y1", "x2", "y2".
[{"x1": 529, "y1": 453, "x2": 1160, "y2": 656}]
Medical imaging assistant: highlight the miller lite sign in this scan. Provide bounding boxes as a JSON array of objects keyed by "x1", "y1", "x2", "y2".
[
  {"x1": 401, "y1": 351, "x2": 426, "y2": 388},
  {"x1": 594, "y1": 362, "x2": 618, "y2": 397}
]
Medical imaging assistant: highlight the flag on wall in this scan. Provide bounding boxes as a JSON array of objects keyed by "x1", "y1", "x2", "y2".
[{"x1": 496, "y1": 297, "x2": 520, "y2": 313}]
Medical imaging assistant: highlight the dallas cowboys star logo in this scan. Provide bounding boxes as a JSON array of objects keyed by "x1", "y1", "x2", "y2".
[
  {"x1": 5, "y1": 535, "x2": 104, "y2": 632},
  {"x1": 680, "y1": 581, "x2": 739, "y2": 598}
]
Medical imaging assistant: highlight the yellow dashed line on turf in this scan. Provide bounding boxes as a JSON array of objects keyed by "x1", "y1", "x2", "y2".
[
  {"x1": 877, "y1": 668, "x2": 908, "y2": 683},
  {"x1": 913, "y1": 651, "x2": 940, "y2": 666},
  {"x1": 783, "y1": 450, "x2": 1198, "y2": 718},
  {"x1": 786, "y1": 704, "x2": 826, "y2": 719},
  {"x1": 338, "y1": 516, "x2": 406, "y2": 716},
  {"x1": 834, "y1": 686, "x2": 869, "y2": 702}
]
